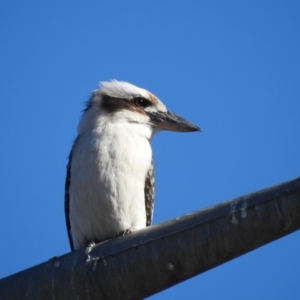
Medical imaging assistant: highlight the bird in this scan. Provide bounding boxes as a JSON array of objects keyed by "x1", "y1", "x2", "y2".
[{"x1": 65, "y1": 80, "x2": 200, "y2": 251}]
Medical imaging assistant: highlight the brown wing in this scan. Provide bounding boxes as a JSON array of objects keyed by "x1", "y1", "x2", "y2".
[
  {"x1": 144, "y1": 160, "x2": 155, "y2": 226},
  {"x1": 65, "y1": 148, "x2": 75, "y2": 251}
]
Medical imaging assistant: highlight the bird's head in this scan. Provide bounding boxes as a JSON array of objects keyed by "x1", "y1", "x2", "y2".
[{"x1": 79, "y1": 80, "x2": 201, "y2": 139}]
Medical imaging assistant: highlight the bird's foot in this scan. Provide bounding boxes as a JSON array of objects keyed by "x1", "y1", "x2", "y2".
[
  {"x1": 85, "y1": 240, "x2": 96, "y2": 263},
  {"x1": 122, "y1": 227, "x2": 139, "y2": 236}
]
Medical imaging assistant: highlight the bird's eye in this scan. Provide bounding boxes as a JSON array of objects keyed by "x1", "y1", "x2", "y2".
[{"x1": 133, "y1": 97, "x2": 151, "y2": 108}]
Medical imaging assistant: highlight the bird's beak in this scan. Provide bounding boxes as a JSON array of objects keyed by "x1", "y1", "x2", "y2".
[{"x1": 147, "y1": 110, "x2": 201, "y2": 132}]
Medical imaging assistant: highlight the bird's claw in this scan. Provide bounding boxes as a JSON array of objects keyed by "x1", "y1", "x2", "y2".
[
  {"x1": 122, "y1": 227, "x2": 138, "y2": 236},
  {"x1": 85, "y1": 240, "x2": 96, "y2": 263}
]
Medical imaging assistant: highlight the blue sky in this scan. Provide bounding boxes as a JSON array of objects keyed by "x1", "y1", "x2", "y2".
[{"x1": 1, "y1": 1, "x2": 299, "y2": 299}]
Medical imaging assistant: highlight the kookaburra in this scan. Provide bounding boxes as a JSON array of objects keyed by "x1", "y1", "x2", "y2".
[{"x1": 65, "y1": 80, "x2": 200, "y2": 251}]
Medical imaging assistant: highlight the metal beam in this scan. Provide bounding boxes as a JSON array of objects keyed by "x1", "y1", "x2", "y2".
[{"x1": 1, "y1": 177, "x2": 300, "y2": 299}]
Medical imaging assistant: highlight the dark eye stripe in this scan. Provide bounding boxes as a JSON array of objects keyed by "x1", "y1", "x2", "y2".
[{"x1": 133, "y1": 97, "x2": 152, "y2": 108}]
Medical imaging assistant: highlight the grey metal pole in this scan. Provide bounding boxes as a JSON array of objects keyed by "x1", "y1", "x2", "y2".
[{"x1": 0, "y1": 177, "x2": 299, "y2": 299}]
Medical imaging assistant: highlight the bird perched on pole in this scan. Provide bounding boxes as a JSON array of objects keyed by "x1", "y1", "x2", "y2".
[{"x1": 65, "y1": 80, "x2": 200, "y2": 251}]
